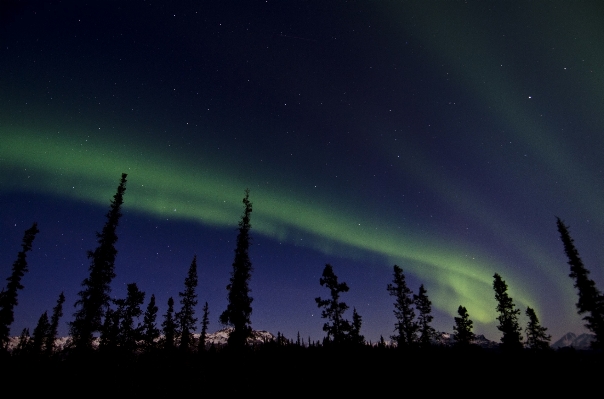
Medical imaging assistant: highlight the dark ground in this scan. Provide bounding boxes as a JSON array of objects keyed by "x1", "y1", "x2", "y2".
[{"x1": 2, "y1": 346, "x2": 601, "y2": 395}]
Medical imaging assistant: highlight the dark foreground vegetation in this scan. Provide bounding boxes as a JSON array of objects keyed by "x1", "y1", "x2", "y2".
[
  {"x1": 1, "y1": 174, "x2": 604, "y2": 393},
  {"x1": 2, "y1": 344, "x2": 602, "y2": 395}
]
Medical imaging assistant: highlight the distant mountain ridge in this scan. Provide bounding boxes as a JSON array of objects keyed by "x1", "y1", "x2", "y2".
[
  {"x1": 200, "y1": 327, "x2": 275, "y2": 348},
  {"x1": 6, "y1": 329, "x2": 595, "y2": 351},
  {"x1": 435, "y1": 332, "x2": 499, "y2": 349},
  {"x1": 437, "y1": 331, "x2": 597, "y2": 350},
  {"x1": 551, "y1": 332, "x2": 594, "y2": 350},
  {"x1": 6, "y1": 327, "x2": 275, "y2": 352}
]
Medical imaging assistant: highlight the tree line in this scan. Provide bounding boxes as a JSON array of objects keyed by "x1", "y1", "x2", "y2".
[{"x1": 1, "y1": 173, "x2": 603, "y2": 358}]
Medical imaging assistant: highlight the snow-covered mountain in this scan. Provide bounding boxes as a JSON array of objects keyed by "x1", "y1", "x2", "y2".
[
  {"x1": 198, "y1": 327, "x2": 275, "y2": 348},
  {"x1": 434, "y1": 332, "x2": 499, "y2": 349},
  {"x1": 5, "y1": 328, "x2": 275, "y2": 352},
  {"x1": 5, "y1": 335, "x2": 73, "y2": 352},
  {"x1": 551, "y1": 332, "x2": 595, "y2": 350},
  {"x1": 440, "y1": 331, "x2": 598, "y2": 350},
  {"x1": 7, "y1": 329, "x2": 596, "y2": 352}
]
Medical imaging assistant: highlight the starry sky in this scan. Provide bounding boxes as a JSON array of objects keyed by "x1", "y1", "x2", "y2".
[{"x1": 1, "y1": 1, "x2": 604, "y2": 344}]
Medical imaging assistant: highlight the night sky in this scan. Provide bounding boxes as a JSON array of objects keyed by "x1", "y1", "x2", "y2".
[{"x1": 2, "y1": 1, "x2": 604, "y2": 344}]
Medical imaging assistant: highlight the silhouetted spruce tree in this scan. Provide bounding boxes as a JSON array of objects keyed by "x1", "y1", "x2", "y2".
[
  {"x1": 414, "y1": 284, "x2": 436, "y2": 347},
  {"x1": 453, "y1": 305, "x2": 475, "y2": 346},
  {"x1": 525, "y1": 307, "x2": 551, "y2": 351},
  {"x1": 70, "y1": 173, "x2": 127, "y2": 350},
  {"x1": 99, "y1": 307, "x2": 120, "y2": 351},
  {"x1": 220, "y1": 189, "x2": 254, "y2": 349},
  {"x1": 176, "y1": 256, "x2": 198, "y2": 351},
  {"x1": 99, "y1": 283, "x2": 144, "y2": 353},
  {"x1": 387, "y1": 265, "x2": 417, "y2": 348},
  {"x1": 141, "y1": 294, "x2": 160, "y2": 351},
  {"x1": 556, "y1": 218, "x2": 604, "y2": 349},
  {"x1": 0, "y1": 222, "x2": 39, "y2": 349},
  {"x1": 45, "y1": 292, "x2": 65, "y2": 356},
  {"x1": 14, "y1": 328, "x2": 32, "y2": 355},
  {"x1": 493, "y1": 273, "x2": 523, "y2": 351},
  {"x1": 31, "y1": 311, "x2": 50, "y2": 355},
  {"x1": 198, "y1": 302, "x2": 209, "y2": 352},
  {"x1": 162, "y1": 297, "x2": 177, "y2": 350},
  {"x1": 315, "y1": 264, "x2": 351, "y2": 345},
  {"x1": 350, "y1": 307, "x2": 365, "y2": 346},
  {"x1": 117, "y1": 282, "x2": 145, "y2": 352}
]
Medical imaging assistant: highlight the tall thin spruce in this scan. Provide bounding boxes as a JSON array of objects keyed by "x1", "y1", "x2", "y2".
[
  {"x1": 492, "y1": 273, "x2": 523, "y2": 351},
  {"x1": 453, "y1": 305, "x2": 475, "y2": 346},
  {"x1": 198, "y1": 302, "x2": 209, "y2": 352},
  {"x1": 556, "y1": 218, "x2": 604, "y2": 349},
  {"x1": 220, "y1": 189, "x2": 254, "y2": 348},
  {"x1": 414, "y1": 284, "x2": 436, "y2": 347},
  {"x1": 387, "y1": 265, "x2": 417, "y2": 348},
  {"x1": 0, "y1": 222, "x2": 39, "y2": 350},
  {"x1": 141, "y1": 294, "x2": 160, "y2": 351},
  {"x1": 45, "y1": 292, "x2": 65, "y2": 355},
  {"x1": 69, "y1": 173, "x2": 127, "y2": 351},
  {"x1": 315, "y1": 264, "x2": 351, "y2": 345},
  {"x1": 525, "y1": 306, "x2": 551, "y2": 350},
  {"x1": 176, "y1": 256, "x2": 198, "y2": 351},
  {"x1": 162, "y1": 297, "x2": 176, "y2": 350},
  {"x1": 115, "y1": 282, "x2": 145, "y2": 352},
  {"x1": 31, "y1": 311, "x2": 50, "y2": 354},
  {"x1": 350, "y1": 307, "x2": 364, "y2": 346}
]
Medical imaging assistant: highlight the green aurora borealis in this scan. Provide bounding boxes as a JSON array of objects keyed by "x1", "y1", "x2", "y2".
[
  {"x1": 2, "y1": 1, "x2": 604, "y2": 342},
  {"x1": 0, "y1": 120, "x2": 576, "y2": 329}
]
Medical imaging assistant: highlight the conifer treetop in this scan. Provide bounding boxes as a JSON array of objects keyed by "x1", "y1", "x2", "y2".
[
  {"x1": 414, "y1": 284, "x2": 436, "y2": 347},
  {"x1": 162, "y1": 297, "x2": 176, "y2": 349},
  {"x1": 387, "y1": 265, "x2": 417, "y2": 348},
  {"x1": 142, "y1": 294, "x2": 160, "y2": 350},
  {"x1": 177, "y1": 256, "x2": 199, "y2": 351},
  {"x1": 492, "y1": 273, "x2": 523, "y2": 350},
  {"x1": 45, "y1": 292, "x2": 65, "y2": 355},
  {"x1": 453, "y1": 305, "x2": 475, "y2": 346},
  {"x1": 70, "y1": 173, "x2": 127, "y2": 350},
  {"x1": 220, "y1": 189, "x2": 254, "y2": 348},
  {"x1": 556, "y1": 217, "x2": 604, "y2": 348},
  {"x1": 525, "y1": 306, "x2": 551, "y2": 350},
  {"x1": 0, "y1": 222, "x2": 39, "y2": 349},
  {"x1": 315, "y1": 264, "x2": 351, "y2": 344}
]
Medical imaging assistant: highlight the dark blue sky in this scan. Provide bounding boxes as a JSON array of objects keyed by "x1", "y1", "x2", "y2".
[{"x1": 1, "y1": 1, "x2": 604, "y2": 343}]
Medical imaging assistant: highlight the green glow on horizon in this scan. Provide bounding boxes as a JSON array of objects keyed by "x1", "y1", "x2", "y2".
[
  {"x1": 378, "y1": 137, "x2": 576, "y2": 311},
  {"x1": 0, "y1": 126, "x2": 541, "y2": 324}
]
